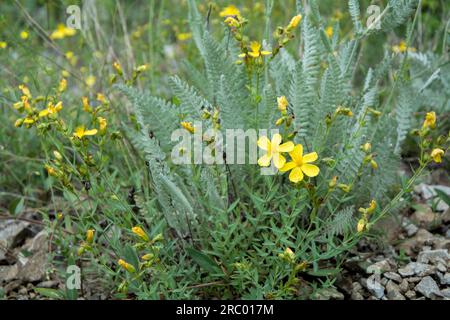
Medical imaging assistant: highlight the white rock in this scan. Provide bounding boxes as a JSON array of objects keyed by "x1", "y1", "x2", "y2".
[{"x1": 415, "y1": 276, "x2": 441, "y2": 298}]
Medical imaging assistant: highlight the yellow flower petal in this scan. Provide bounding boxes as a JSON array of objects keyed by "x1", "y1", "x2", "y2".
[
  {"x1": 301, "y1": 164, "x2": 320, "y2": 177},
  {"x1": 280, "y1": 161, "x2": 297, "y2": 172},
  {"x1": 258, "y1": 154, "x2": 272, "y2": 167},
  {"x1": 289, "y1": 167, "x2": 304, "y2": 183},
  {"x1": 272, "y1": 153, "x2": 286, "y2": 169},
  {"x1": 303, "y1": 152, "x2": 318, "y2": 163},
  {"x1": 271, "y1": 133, "x2": 282, "y2": 148},
  {"x1": 84, "y1": 129, "x2": 98, "y2": 136},
  {"x1": 289, "y1": 144, "x2": 303, "y2": 164},
  {"x1": 257, "y1": 136, "x2": 271, "y2": 150},
  {"x1": 261, "y1": 50, "x2": 272, "y2": 56},
  {"x1": 277, "y1": 141, "x2": 295, "y2": 153}
]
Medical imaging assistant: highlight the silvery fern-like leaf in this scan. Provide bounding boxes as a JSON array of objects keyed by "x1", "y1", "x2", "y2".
[
  {"x1": 292, "y1": 17, "x2": 320, "y2": 141},
  {"x1": 381, "y1": 0, "x2": 419, "y2": 32},
  {"x1": 327, "y1": 207, "x2": 355, "y2": 236},
  {"x1": 169, "y1": 75, "x2": 211, "y2": 119},
  {"x1": 348, "y1": 0, "x2": 363, "y2": 34},
  {"x1": 187, "y1": 0, "x2": 205, "y2": 57}
]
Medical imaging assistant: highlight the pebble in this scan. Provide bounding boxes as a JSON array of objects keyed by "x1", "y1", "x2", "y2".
[
  {"x1": 441, "y1": 288, "x2": 450, "y2": 298},
  {"x1": 366, "y1": 259, "x2": 392, "y2": 274},
  {"x1": 399, "y1": 279, "x2": 409, "y2": 293},
  {"x1": 402, "y1": 219, "x2": 419, "y2": 237},
  {"x1": 384, "y1": 272, "x2": 402, "y2": 283},
  {"x1": 417, "y1": 249, "x2": 449, "y2": 264},
  {"x1": 386, "y1": 280, "x2": 405, "y2": 300},
  {"x1": 405, "y1": 290, "x2": 416, "y2": 299},
  {"x1": 366, "y1": 275, "x2": 385, "y2": 299},
  {"x1": 415, "y1": 276, "x2": 441, "y2": 299},
  {"x1": 398, "y1": 262, "x2": 434, "y2": 277}
]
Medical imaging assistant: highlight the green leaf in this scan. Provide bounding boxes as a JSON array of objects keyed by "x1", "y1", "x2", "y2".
[
  {"x1": 186, "y1": 247, "x2": 222, "y2": 274},
  {"x1": 435, "y1": 189, "x2": 450, "y2": 206},
  {"x1": 9, "y1": 197, "x2": 24, "y2": 216},
  {"x1": 34, "y1": 288, "x2": 64, "y2": 300}
]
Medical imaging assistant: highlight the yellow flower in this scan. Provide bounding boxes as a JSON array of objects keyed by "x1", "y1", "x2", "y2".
[
  {"x1": 362, "y1": 142, "x2": 372, "y2": 153},
  {"x1": 325, "y1": 26, "x2": 333, "y2": 38},
  {"x1": 357, "y1": 218, "x2": 367, "y2": 233},
  {"x1": 19, "y1": 84, "x2": 32, "y2": 98},
  {"x1": 45, "y1": 165, "x2": 58, "y2": 177},
  {"x1": 141, "y1": 253, "x2": 154, "y2": 261},
  {"x1": 279, "y1": 247, "x2": 295, "y2": 263},
  {"x1": 61, "y1": 70, "x2": 70, "y2": 78},
  {"x1": 113, "y1": 61, "x2": 123, "y2": 75},
  {"x1": 136, "y1": 64, "x2": 149, "y2": 72},
  {"x1": 20, "y1": 31, "x2": 29, "y2": 40},
  {"x1": 392, "y1": 40, "x2": 415, "y2": 54},
  {"x1": 335, "y1": 106, "x2": 353, "y2": 117},
  {"x1": 287, "y1": 14, "x2": 302, "y2": 31},
  {"x1": 98, "y1": 117, "x2": 107, "y2": 133},
  {"x1": 97, "y1": 93, "x2": 108, "y2": 104},
  {"x1": 82, "y1": 97, "x2": 92, "y2": 112},
  {"x1": 181, "y1": 121, "x2": 195, "y2": 134},
  {"x1": 279, "y1": 144, "x2": 320, "y2": 183},
  {"x1": 370, "y1": 159, "x2": 378, "y2": 170},
  {"x1": 367, "y1": 200, "x2": 377, "y2": 213},
  {"x1": 224, "y1": 16, "x2": 240, "y2": 28},
  {"x1": 219, "y1": 5, "x2": 241, "y2": 19},
  {"x1": 73, "y1": 126, "x2": 98, "y2": 139},
  {"x1": 177, "y1": 32, "x2": 192, "y2": 41},
  {"x1": 118, "y1": 259, "x2": 136, "y2": 273},
  {"x1": 277, "y1": 96, "x2": 288, "y2": 112},
  {"x1": 0, "y1": 41, "x2": 7, "y2": 49},
  {"x1": 85, "y1": 75, "x2": 96, "y2": 87},
  {"x1": 247, "y1": 41, "x2": 271, "y2": 58},
  {"x1": 86, "y1": 229, "x2": 95, "y2": 244},
  {"x1": 38, "y1": 101, "x2": 63, "y2": 118},
  {"x1": 422, "y1": 111, "x2": 436, "y2": 129},
  {"x1": 58, "y1": 78, "x2": 67, "y2": 93},
  {"x1": 53, "y1": 150, "x2": 63, "y2": 161},
  {"x1": 431, "y1": 148, "x2": 444, "y2": 163},
  {"x1": 14, "y1": 118, "x2": 24, "y2": 128},
  {"x1": 257, "y1": 133, "x2": 294, "y2": 169},
  {"x1": 50, "y1": 24, "x2": 76, "y2": 40},
  {"x1": 132, "y1": 226, "x2": 149, "y2": 242},
  {"x1": 65, "y1": 51, "x2": 78, "y2": 65}
]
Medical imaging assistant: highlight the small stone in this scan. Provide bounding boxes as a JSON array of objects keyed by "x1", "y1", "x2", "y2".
[
  {"x1": 402, "y1": 219, "x2": 419, "y2": 237},
  {"x1": 441, "y1": 288, "x2": 450, "y2": 298},
  {"x1": 407, "y1": 277, "x2": 422, "y2": 283},
  {"x1": 0, "y1": 264, "x2": 19, "y2": 283},
  {"x1": 397, "y1": 229, "x2": 434, "y2": 256},
  {"x1": 367, "y1": 275, "x2": 385, "y2": 299},
  {"x1": 4, "y1": 279, "x2": 21, "y2": 293},
  {"x1": 417, "y1": 249, "x2": 449, "y2": 264},
  {"x1": 405, "y1": 290, "x2": 416, "y2": 299},
  {"x1": 384, "y1": 272, "x2": 402, "y2": 283},
  {"x1": 411, "y1": 205, "x2": 438, "y2": 226},
  {"x1": 398, "y1": 262, "x2": 434, "y2": 277},
  {"x1": 367, "y1": 259, "x2": 392, "y2": 274},
  {"x1": 399, "y1": 279, "x2": 409, "y2": 293},
  {"x1": 18, "y1": 250, "x2": 48, "y2": 282},
  {"x1": 386, "y1": 280, "x2": 406, "y2": 300},
  {"x1": 351, "y1": 291, "x2": 364, "y2": 300},
  {"x1": 415, "y1": 276, "x2": 441, "y2": 299},
  {"x1": 380, "y1": 278, "x2": 388, "y2": 286},
  {"x1": 436, "y1": 262, "x2": 447, "y2": 273},
  {"x1": 438, "y1": 272, "x2": 450, "y2": 285},
  {"x1": 18, "y1": 287, "x2": 27, "y2": 295},
  {"x1": 29, "y1": 292, "x2": 36, "y2": 299}
]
